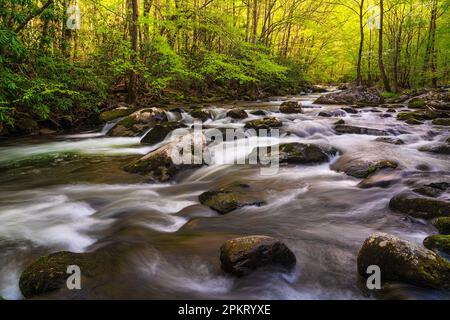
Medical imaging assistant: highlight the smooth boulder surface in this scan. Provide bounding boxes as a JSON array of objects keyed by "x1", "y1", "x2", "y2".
[
  {"x1": 124, "y1": 135, "x2": 205, "y2": 182},
  {"x1": 313, "y1": 87, "x2": 383, "y2": 105},
  {"x1": 279, "y1": 101, "x2": 302, "y2": 114},
  {"x1": 199, "y1": 183, "x2": 265, "y2": 214},
  {"x1": 227, "y1": 109, "x2": 248, "y2": 119},
  {"x1": 140, "y1": 122, "x2": 186, "y2": 145},
  {"x1": 334, "y1": 124, "x2": 389, "y2": 136},
  {"x1": 331, "y1": 155, "x2": 398, "y2": 179},
  {"x1": 99, "y1": 104, "x2": 134, "y2": 122},
  {"x1": 389, "y1": 192, "x2": 450, "y2": 218},
  {"x1": 432, "y1": 217, "x2": 450, "y2": 234},
  {"x1": 19, "y1": 251, "x2": 102, "y2": 298},
  {"x1": 423, "y1": 235, "x2": 450, "y2": 254},
  {"x1": 244, "y1": 117, "x2": 282, "y2": 130},
  {"x1": 220, "y1": 235, "x2": 296, "y2": 276},
  {"x1": 357, "y1": 233, "x2": 450, "y2": 289},
  {"x1": 108, "y1": 108, "x2": 166, "y2": 137}
]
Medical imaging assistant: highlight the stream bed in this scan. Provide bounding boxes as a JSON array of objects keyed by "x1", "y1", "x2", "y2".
[{"x1": 0, "y1": 91, "x2": 449, "y2": 299}]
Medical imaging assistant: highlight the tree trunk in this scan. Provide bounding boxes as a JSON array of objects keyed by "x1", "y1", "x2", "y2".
[
  {"x1": 378, "y1": 0, "x2": 391, "y2": 92},
  {"x1": 127, "y1": 0, "x2": 139, "y2": 104},
  {"x1": 356, "y1": 0, "x2": 364, "y2": 85}
]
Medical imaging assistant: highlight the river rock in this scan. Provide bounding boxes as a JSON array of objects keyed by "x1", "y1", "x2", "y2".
[
  {"x1": 277, "y1": 143, "x2": 337, "y2": 164},
  {"x1": 227, "y1": 109, "x2": 248, "y2": 119},
  {"x1": 374, "y1": 137, "x2": 404, "y2": 145},
  {"x1": 432, "y1": 118, "x2": 450, "y2": 126},
  {"x1": 189, "y1": 108, "x2": 210, "y2": 121},
  {"x1": 408, "y1": 97, "x2": 426, "y2": 109},
  {"x1": 124, "y1": 134, "x2": 205, "y2": 182},
  {"x1": 313, "y1": 87, "x2": 383, "y2": 105},
  {"x1": 432, "y1": 217, "x2": 450, "y2": 234},
  {"x1": 199, "y1": 183, "x2": 265, "y2": 214},
  {"x1": 279, "y1": 101, "x2": 302, "y2": 113},
  {"x1": 389, "y1": 192, "x2": 450, "y2": 218},
  {"x1": 357, "y1": 170, "x2": 402, "y2": 189},
  {"x1": 341, "y1": 106, "x2": 358, "y2": 114},
  {"x1": 19, "y1": 251, "x2": 104, "y2": 298},
  {"x1": 140, "y1": 122, "x2": 186, "y2": 145},
  {"x1": 220, "y1": 236, "x2": 296, "y2": 276},
  {"x1": 249, "y1": 110, "x2": 267, "y2": 116},
  {"x1": 334, "y1": 124, "x2": 389, "y2": 136},
  {"x1": 99, "y1": 104, "x2": 134, "y2": 122},
  {"x1": 331, "y1": 155, "x2": 398, "y2": 179},
  {"x1": 412, "y1": 185, "x2": 444, "y2": 198},
  {"x1": 244, "y1": 117, "x2": 282, "y2": 130},
  {"x1": 108, "y1": 108, "x2": 167, "y2": 137},
  {"x1": 357, "y1": 233, "x2": 450, "y2": 289},
  {"x1": 419, "y1": 144, "x2": 450, "y2": 155},
  {"x1": 423, "y1": 235, "x2": 450, "y2": 254}
]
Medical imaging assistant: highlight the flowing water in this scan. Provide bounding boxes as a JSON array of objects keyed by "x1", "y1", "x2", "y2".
[{"x1": 0, "y1": 92, "x2": 449, "y2": 300}]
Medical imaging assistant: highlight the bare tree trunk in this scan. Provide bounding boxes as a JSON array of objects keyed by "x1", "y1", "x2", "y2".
[
  {"x1": 127, "y1": 0, "x2": 139, "y2": 104},
  {"x1": 245, "y1": 0, "x2": 251, "y2": 42},
  {"x1": 378, "y1": 0, "x2": 391, "y2": 92},
  {"x1": 356, "y1": 0, "x2": 364, "y2": 85}
]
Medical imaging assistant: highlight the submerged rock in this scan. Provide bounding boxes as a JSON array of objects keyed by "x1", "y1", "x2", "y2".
[
  {"x1": 19, "y1": 251, "x2": 104, "y2": 298},
  {"x1": 249, "y1": 110, "x2": 267, "y2": 116},
  {"x1": 199, "y1": 183, "x2": 265, "y2": 214},
  {"x1": 419, "y1": 144, "x2": 450, "y2": 155},
  {"x1": 357, "y1": 233, "x2": 450, "y2": 289},
  {"x1": 220, "y1": 235, "x2": 296, "y2": 276},
  {"x1": 279, "y1": 101, "x2": 302, "y2": 113},
  {"x1": 227, "y1": 109, "x2": 248, "y2": 119},
  {"x1": 334, "y1": 124, "x2": 389, "y2": 136},
  {"x1": 277, "y1": 143, "x2": 337, "y2": 164},
  {"x1": 331, "y1": 155, "x2": 398, "y2": 179},
  {"x1": 432, "y1": 217, "x2": 450, "y2": 234},
  {"x1": 357, "y1": 170, "x2": 402, "y2": 189},
  {"x1": 389, "y1": 192, "x2": 450, "y2": 218},
  {"x1": 374, "y1": 137, "x2": 404, "y2": 145},
  {"x1": 341, "y1": 106, "x2": 358, "y2": 114},
  {"x1": 108, "y1": 108, "x2": 166, "y2": 137},
  {"x1": 140, "y1": 122, "x2": 186, "y2": 145},
  {"x1": 423, "y1": 235, "x2": 450, "y2": 254},
  {"x1": 244, "y1": 117, "x2": 282, "y2": 130},
  {"x1": 413, "y1": 186, "x2": 444, "y2": 198},
  {"x1": 313, "y1": 87, "x2": 383, "y2": 105}
]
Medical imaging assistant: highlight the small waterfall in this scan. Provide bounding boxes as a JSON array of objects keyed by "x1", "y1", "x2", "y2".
[
  {"x1": 101, "y1": 117, "x2": 124, "y2": 135},
  {"x1": 164, "y1": 111, "x2": 180, "y2": 122}
]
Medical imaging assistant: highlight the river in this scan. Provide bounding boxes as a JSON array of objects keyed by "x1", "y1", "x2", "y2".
[{"x1": 0, "y1": 91, "x2": 449, "y2": 299}]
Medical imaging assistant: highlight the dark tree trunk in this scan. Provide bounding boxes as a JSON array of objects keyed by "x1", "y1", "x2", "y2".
[
  {"x1": 356, "y1": 0, "x2": 364, "y2": 85},
  {"x1": 127, "y1": 0, "x2": 139, "y2": 104},
  {"x1": 378, "y1": 0, "x2": 391, "y2": 92}
]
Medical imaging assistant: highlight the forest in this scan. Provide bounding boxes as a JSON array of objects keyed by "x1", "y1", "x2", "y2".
[
  {"x1": 0, "y1": 0, "x2": 448, "y2": 133},
  {"x1": 0, "y1": 0, "x2": 450, "y2": 302}
]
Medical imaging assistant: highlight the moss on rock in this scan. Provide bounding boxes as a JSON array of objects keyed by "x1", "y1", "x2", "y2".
[
  {"x1": 244, "y1": 117, "x2": 282, "y2": 130},
  {"x1": 220, "y1": 235, "x2": 296, "y2": 276},
  {"x1": 357, "y1": 233, "x2": 450, "y2": 289},
  {"x1": 423, "y1": 235, "x2": 450, "y2": 254},
  {"x1": 279, "y1": 101, "x2": 302, "y2": 113},
  {"x1": 389, "y1": 192, "x2": 450, "y2": 218},
  {"x1": 432, "y1": 217, "x2": 450, "y2": 235},
  {"x1": 331, "y1": 155, "x2": 398, "y2": 179}
]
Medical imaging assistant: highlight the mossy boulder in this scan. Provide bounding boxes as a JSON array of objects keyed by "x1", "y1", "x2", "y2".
[
  {"x1": 331, "y1": 155, "x2": 398, "y2": 179},
  {"x1": 227, "y1": 108, "x2": 248, "y2": 119},
  {"x1": 99, "y1": 105, "x2": 134, "y2": 122},
  {"x1": 313, "y1": 87, "x2": 383, "y2": 105},
  {"x1": 423, "y1": 235, "x2": 450, "y2": 254},
  {"x1": 244, "y1": 117, "x2": 282, "y2": 130},
  {"x1": 389, "y1": 192, "x2": 450, "y2": 218},
  {"x1": 432, "y1": 217, "x2": 450, "y2": 234},
  {"x1": 15, "y1": 118, "x2": 39, "y2": 135},
  {"x1": 432, "y1": 118, "x2": 450, "y2": 126},
  {"x1": 408, "y1": 98, "x2": 426, "y2": 109},
  {"x1": 108, "y1": 108, "x2": 166, "y2": 137},
  {"x1": 334, "y1": 124, "x2": 389, "y2": 136},
  {"x1": 189, "y1": 108, "x2": 210, "y2": 121},
  {"x1": 357, "y1": 233, "x2": 450, "y2": 289},
  {"x1": 199, "y1": 183, "x2": 265, "y2": 214},
  {"x1": 374, "y1": 137, "x2": 404, "y2": 145},
  {"x1": 220, "y1": 235, "x2": 296, "y2": 276},
  {"x1": 412, "y1": 182, "x2": 447, "y2": 198},
  {"x1": 19, "y1": 251, "x2": 104, "y2": 298},
  {"x1": 124, "y1": 135, "x2": 205, "y2": 182},
  {"x1": 249, "y1": 110, "x2": 267, "y2": 116},
  {"x1": 279, "y1": 101, "x2": 302, "y2": 113},
  {"x1": 140, "y1": 122, "x2": 186, "y2": 145},
  {"x1": 258, "y1": 142, "x2": 337, "y2": 165}
]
